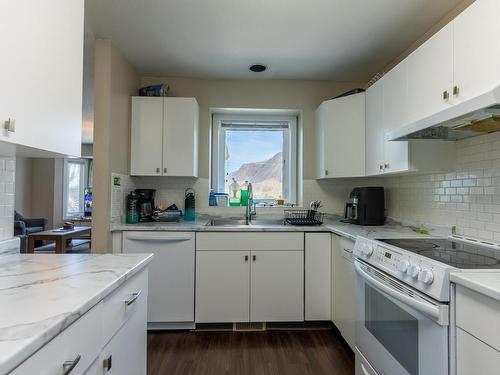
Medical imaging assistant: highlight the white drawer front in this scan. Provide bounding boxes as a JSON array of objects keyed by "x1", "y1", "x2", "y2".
[
  {"x1": 457, "y1": 328, "x2": 500, "y2": 375},
  {"x1": 196, "y1": 232, "x2": 304, "y2": 251},
  {"x1": 11, "y1": 303, "x2": 103, "y2": 375},
  {"x1": 456, "y1": 285, "x2": 500, "y2": 351},
  {"x1": 102, "y1": 269, "x2": 148, "y2": 346}
]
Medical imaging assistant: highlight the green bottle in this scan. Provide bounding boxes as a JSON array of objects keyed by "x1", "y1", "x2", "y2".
[{"x1": 240, "y1": 181, "x2": 249, "y2": 206}]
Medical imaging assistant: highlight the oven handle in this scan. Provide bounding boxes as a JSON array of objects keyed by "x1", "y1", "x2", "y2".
[{"x1": 354, "y1": 261, "x2": 447, "y2": 325}]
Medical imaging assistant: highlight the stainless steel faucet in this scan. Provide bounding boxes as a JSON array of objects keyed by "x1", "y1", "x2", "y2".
[{"x1": 245, "y1": 183, "x2": 256, "y2": 225}]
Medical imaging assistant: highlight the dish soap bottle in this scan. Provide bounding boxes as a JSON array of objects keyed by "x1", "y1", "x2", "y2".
[
  {"x1": 229, "y1": 178, "x2": 240, "y2": 206},
  {"x1": 240, "y1": 180, "x2": 249, "y2": 206},
  {"x1": 209, "y1": 189, "x2": 217, "y2": 206}
]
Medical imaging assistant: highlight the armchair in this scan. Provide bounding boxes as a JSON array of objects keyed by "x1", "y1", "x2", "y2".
[{"x1": 14, "y1": 211, "x2": 48, "y2": 253}]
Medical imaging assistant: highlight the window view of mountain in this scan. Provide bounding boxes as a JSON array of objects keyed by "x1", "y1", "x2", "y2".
[{"x1": 225, "y1": 152, "x2": 283, "y2": 200}]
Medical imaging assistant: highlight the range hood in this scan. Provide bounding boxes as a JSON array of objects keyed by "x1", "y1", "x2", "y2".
[{"x1": 387, "y1": 84, "x2": 500, "y2": 141}]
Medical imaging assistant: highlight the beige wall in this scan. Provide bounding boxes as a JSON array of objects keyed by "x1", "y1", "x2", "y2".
[
  {"x1": 14, "y1": 157, "x2": 32, "y2": 217},
  {"x1": 140, "y1": 76, "x2": 362, "y2": 180},
  {"x1": 92, "y1": 39, "x2": 139, "y2": 253}
]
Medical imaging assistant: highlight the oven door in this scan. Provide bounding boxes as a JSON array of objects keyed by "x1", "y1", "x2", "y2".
[{"x1": 355, "y1": 259, "x2": 449, "y2": 375}]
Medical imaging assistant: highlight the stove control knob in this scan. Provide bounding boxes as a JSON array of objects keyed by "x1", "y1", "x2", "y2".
[
  {"x1": 363, "y1": 243, "x2": 374, "y2": 257},
  {"x1": 409, "y1": 264, "x2": 421, "y2": 279},
  {"x1": 398, "y1": 260, "x2": 410, "y2": 273},
  {"x1": 418, "y1": 269, "x2": 434, "y2": 284}
]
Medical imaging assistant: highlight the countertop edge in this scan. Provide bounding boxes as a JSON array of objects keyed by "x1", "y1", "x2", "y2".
[
  {"x1": 450, "y1": 272, "x2": 500, "y2": 302},
  {"x1": 3, "y1": 254, "x2": 153, "y2": 374}
]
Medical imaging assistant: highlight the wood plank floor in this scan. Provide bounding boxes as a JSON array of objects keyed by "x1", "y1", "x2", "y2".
[{"x1": 148, "y1": 330, "x2": 354, "y2": 375}]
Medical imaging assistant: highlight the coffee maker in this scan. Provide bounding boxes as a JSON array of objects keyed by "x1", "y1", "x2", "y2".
[
  {"x1": 135, "y1": 189, "x2": 156, "y2": 222},
  {"x1": 342, "y1": 187, "x2": 385, "y2": 225}
]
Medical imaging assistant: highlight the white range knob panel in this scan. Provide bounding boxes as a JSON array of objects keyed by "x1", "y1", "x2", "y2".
[{"x1": 353, "y1": 237, "x2": 450, "y2": 301}]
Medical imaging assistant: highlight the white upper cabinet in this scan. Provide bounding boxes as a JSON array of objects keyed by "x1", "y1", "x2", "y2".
[
  {"x1": 366, "y1": 74, "x2": 455, "y2": 177},
  {"x1": 406, "y1": 23, "x2": 454, "y2": 124},
  {"x1": 315, "y1": 92, "x2": 365, "y2": 178},
  {"x1": 0, "y1": 0, "x2": 84, "y2": 156},
  {"x1": 131, "y1": 97, "x2": 164, "y2": 176},
  {"x1": 383, "y1": 61, "x2": 409, "y2": 174},
  {"x1": 163, "y1": 98, "x2": 199, "y2": 177},
  {"x1": 131, "y1": 97, "x2": 199, "y2": 177},
  {"x1": 453, "y1": 0, "x2": 500, "y2": 102},
  {"x1": 365, "y1": 79, "x2": 385, "y2": 176}
]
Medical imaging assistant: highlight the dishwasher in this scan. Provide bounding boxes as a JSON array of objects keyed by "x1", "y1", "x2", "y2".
[{"x1": 122, "y1": 231, "x2": 195, "y2": 329}]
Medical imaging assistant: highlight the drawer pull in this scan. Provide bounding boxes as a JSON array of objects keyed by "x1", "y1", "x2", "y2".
[
  {"x1": 62, "y1": 354, "x2": 81, "y2": 375},
  {"x1": 103, "y1": 355, "x2": 113, "y2": 371},
  {"x1": 125, "y1": 290, "x2": 142, "y2": 306}
]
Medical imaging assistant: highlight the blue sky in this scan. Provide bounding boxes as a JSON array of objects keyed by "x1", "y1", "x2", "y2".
[{"x1": 225, "y1": 130, "x2": 283, "y2": 173}]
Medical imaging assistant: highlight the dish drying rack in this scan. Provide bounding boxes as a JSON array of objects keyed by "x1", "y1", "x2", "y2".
[{"x1": 284, "y1": 210, "x2": 324, "y2": 226}]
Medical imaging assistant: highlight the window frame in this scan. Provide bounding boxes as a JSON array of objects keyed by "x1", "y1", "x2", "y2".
[
  {"x1": 211, "y1": 113, "x2": 297, "y2": 204},
  {"x1": 63, "y1": 158, "x2": 89, "y2": 219}
]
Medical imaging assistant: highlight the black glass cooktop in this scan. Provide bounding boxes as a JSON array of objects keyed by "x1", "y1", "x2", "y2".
[{"x1": 379, "y1": 238, "x2": 500, "y2": 269}]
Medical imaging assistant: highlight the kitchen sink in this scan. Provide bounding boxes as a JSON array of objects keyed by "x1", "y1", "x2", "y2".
[{"x1": 205, "y1": 218, "x2": 286, "y2": 227}]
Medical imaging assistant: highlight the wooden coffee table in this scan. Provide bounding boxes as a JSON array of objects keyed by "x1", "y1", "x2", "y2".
[{"x1": 27, "y1": 226, "x2": 92, "y2": 254}]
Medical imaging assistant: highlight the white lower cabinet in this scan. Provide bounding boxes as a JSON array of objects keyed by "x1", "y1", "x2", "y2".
[
  {"x1": 101, "y1": 281, "x2": 148, "y2": 375},
  {"x1": 455, "y1": 283, "x2": 500, "y2": 374},
  {"x1": 11, "y1": 269, "x2": 148, "y2": 375},
  {"x1": 195, "y1": 232, "x2": 305, "y2": 323},
  {"x1": 250, "y1": 251, "x2": 304, "y2": 322},
  {"x1": 331, "y1": 234, "x2": 356, "y2": 350},
  {"x1": 196, "y1": 251, "x2": 251, "y2": 323},
  {"x1": 305, "y1": 233, "x2": 331, "y2": 320},
  {"x1": 457, "y1": 328, "x2": 500, "y2": 375}
]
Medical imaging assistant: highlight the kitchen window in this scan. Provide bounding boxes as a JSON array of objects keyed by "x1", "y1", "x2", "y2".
[
  {"x1": 212, "y1": 114, "x2": 297, "y2": 205},
  {"x1": 63, "y1": 158, "x2": 92, "y2": 218}
]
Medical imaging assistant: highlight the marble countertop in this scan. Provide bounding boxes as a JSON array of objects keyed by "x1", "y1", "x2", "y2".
[
  {"x1": 451, "y1": 271, "x2": 500, "y2": 302},
  {"x1": 111, "y1": 215, "x2": 446, "y2": 241},
  {"x1": 0, "y1": 253, "x2": 153, "y2": 374}
]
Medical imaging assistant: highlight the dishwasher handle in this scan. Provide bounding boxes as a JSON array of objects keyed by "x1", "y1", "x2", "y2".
[{"x1": 125, "y1": 233, "x2": 193, "y2": 242}]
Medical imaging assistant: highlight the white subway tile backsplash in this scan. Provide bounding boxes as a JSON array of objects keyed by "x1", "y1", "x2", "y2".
[{"x1": 0, "y1": 157, "x2": 15, "y2": 241}]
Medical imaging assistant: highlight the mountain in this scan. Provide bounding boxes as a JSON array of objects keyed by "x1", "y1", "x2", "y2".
[{"x1": 226, "y1": 152, "x2": 283, "y2": 199}]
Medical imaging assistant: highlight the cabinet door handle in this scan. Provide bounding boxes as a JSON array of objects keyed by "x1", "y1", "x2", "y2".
[
  {"x1": 379, "y1": 164, "x2": 384, "y2": 171},
  {"x1": 384, "y1": 163, "x2": 390, "y2": 169},
  {"x1": 62, "y1": 355, "x2": 81, "y2": 375},
  {"x1": 156, "y1": 167, "x2": 160, "y2": 173},
  {"x1": 252, "y1": 255, "x2": 256, "y2": 262},
  {"x1": 245, "y1": 255, "x2": 249, "y2": 262},
  {"x1": 324, "y1": 169, "x2": 329, "y2": 176},
  {"x1": 125, "y1": 290, "x2": 142, "y2": 306},
  {"x1": 442, "y1": 90, "x2": 450, "y2": 100},
  {"x1": 103, "y1": 355, "x2": 112, "y2": 371},
  {"x1": 163, "y1": 167, "x2": 167, "y2": 174},
  {"x1": 453, "y1": 85, "x2": 460, "y2": 96}
]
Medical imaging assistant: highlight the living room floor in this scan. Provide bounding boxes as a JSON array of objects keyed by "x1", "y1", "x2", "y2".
[{"x1": 147, "y1": 329, "x2": 354, "y2": 375}]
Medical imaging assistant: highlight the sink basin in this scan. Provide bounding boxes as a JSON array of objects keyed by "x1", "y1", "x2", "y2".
[
  {"x1": 205, "y1": 218, "x2": 285, "y2": 227},
  {"x1": 205, "y1": 218, "x2": 249, "y2": 227}
]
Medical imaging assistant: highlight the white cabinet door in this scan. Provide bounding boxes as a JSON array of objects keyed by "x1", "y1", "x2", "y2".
[
  {"x1": 321, "y1": 93, "x2": 365, "y2": 178},
  {"x1": 332, "y1": 235, "x2": 356, "y2": 350},
  {"x1": 383, "y1": 61, "x2": 409, "y2": 173},
  {"x1": 406, "y1": 23, "x2": 454, "y2": 124},
  {"x1": 122, "y1": 232, "x2": 195, "y2": 324},
  {"x1": 453, "y1": 0, "x2": 500, "y2": 103},
  {"x1": 196, "y1": 251, "x2": 250, "y2": 323},
  {"x1": 130, "y1": 97, "x2": 164, "y2": 176},
  {"x1": 315, "y1": 103, "x2": 327, "y2": 179},
  {"x1": 163, "y1": 97, "x2": 199, "y2": 177},
  {"x1": 305, "y1": 233, "x2": 331, "y2": 320},
  {"x1": 101, "y1": 287, "x2": 147, "y2": 375},
  {"x1": 0, "y1": 0, "x2": 84, "y2": 156},
  {"x1": 365, "y1": 79, "x2": 385, "y2": 176},
  {"x1": 457, "y1": 328, "x2": 500, "y2": 375},
  {"x1": 250, "y1": 250, "x2": 304, "y2": 322}
]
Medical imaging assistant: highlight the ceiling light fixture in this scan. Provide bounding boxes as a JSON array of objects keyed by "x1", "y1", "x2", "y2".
[{"x1": 249, "y1": 64, "x2": 266, "y2": 73}]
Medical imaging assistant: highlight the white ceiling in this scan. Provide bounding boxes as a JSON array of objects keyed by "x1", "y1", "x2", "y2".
[{"x1": 86, "y1": 0, "x2": 464, "y2": 82}]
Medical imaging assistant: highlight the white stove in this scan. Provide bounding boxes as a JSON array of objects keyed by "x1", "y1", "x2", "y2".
[{"x1": 353, "y1": 235, "x2": 500, "y2": 375}]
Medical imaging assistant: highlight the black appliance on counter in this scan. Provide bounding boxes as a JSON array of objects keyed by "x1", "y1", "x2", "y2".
[
  {"x1": 135, "y1": 189, "x2": 156, "y2": 222},
  {"x1": 342, "y1": 187, "x2": 385, "y2": 225}
]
